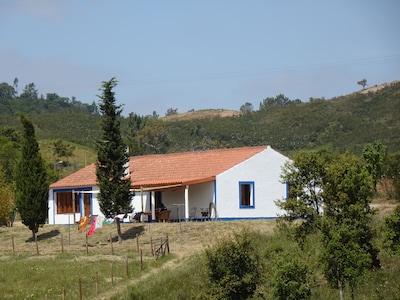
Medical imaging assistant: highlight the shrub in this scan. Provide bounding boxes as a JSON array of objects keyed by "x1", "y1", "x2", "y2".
[
  {"x1": 383, "y1": 205, "x2": 400, "y2": 254},
  {"x1": 272, "y1": 255, "x2": 311, "y2": 300},
  {"x1": 205, "y1": 229, "x2": 263, "y2": 299}
]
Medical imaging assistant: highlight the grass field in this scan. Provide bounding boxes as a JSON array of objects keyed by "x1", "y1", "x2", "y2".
[
  {"x1": 1, "y1": 215, "x2": 400, "y2": 299},
  {"x1": 0, "y1": 220, "x2": 275, "y2": 299}
]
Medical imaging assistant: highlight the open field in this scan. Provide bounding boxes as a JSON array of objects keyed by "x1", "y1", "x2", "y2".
[{"x1": 0, "y1": 220, "x2": 276, "y2": 299}]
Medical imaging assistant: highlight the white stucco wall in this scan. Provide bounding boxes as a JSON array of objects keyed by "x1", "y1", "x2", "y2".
[{"x1": 215, "y1": 147, "x2": 288, "y2": 220}]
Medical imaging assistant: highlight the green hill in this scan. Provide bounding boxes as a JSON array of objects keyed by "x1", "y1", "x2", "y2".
[{"x1": 1, "y1": 80, "x2": 399, "y2": 177}]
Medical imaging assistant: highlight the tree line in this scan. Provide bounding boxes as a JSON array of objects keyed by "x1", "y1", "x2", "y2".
[{"x1": 0, "y1": 80, "x2": 98, "y2": 115}]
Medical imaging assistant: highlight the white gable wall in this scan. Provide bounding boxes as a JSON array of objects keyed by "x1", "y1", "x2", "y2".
[{"x1": 215, "y1": 147, "x2": 288, "y2": 220}]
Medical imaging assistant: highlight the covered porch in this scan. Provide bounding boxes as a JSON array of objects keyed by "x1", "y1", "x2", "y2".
[{"x1": 131, "y1": 179, "x2": 217, "y2": 223}]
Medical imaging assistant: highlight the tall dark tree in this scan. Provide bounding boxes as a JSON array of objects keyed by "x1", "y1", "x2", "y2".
[
  {"x1": 14, "y1": 115, "x2": 48, "y2": 240},
  {"x1": 96, "y1": 78, "x2": 132, "y2": 242}
]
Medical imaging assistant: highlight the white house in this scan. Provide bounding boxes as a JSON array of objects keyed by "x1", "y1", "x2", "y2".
[{"x1": 48, "y1": 146, "x2": 289, "y2": 224}]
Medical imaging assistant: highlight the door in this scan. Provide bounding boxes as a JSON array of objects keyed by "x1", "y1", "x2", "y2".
[{"x1": 83, "y1": 193, "x2": 91, "y2": 217}]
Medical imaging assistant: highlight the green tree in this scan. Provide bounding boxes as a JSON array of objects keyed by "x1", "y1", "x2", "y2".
[
  {"x1": 240, "y1": 102, "x2": 253, "y2": 113},
  {"x1": 126, "y1": 112, "x2": 147, "y2": 155},
  {"x1": 205, "y1": 229, "x2": 263, "y2": 299},
  {"x1": 96, "y1": 78, "x2": 132, "y2": 242},
  {"x1": 20, "y1": 82, "x2": 38, "y2": 100},
  {"x1": 320, "y1": 153, "x2": 378, "y2": 299},
  {"x1": 383, "y1": 205, "x2": 400, "y2": 254},
  {"x1": 0, "y1": 168, "x2": 14, "y2": 226},
  {"x1": 385, "y1": 152, "x2": 400, "y2": 200},
  {"x1": 53, "y1": 139, "x2": 75, "y2": 166},
  {"x1": 165, "y1": 107, "x2": 178, "y2": 116},
  {"x1": 140, "y1": 121, "x2": 170, "y2": 154},
  {"x1": 259, "y1": 94, "x2": 301, "y2": 110},
  {"x1": 0, "y1": 82, "x2": 16, "y2": 99},
  {"x1": 363, "y1": 140, "x2": 387, "y2": 192},
  {"x1": 14, "y1": 115, "x2": 48, "y2": 240},
  {"x1": 357, "y1": 79, "x2": 367, "y2": 89},
  {"x1": 0, "y1": 128, "x2": 20, "y2": 184},
  {"x1": 320, "y1": 219, "x2": 372, "y2": 300},
  {"x1": 277, "y1": 150, "x2": 330, "y2": 245},
  {"x1": 13, "y1": 77, "x2": 19, "y2": 96},
  {"x1": 278, "y1": 151, "x2": 379, "y2": 300},
  {"x1": 272, "y1": 254, "x2": 311, "y2": 300}
]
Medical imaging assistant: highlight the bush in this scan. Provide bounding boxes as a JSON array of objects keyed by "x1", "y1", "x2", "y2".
[
  {"x1": 205, "y1": 229, "x2": 263, "y2": 299},
  {"x1": 383, "y1": 205, "x2": 400, "y2": 254},
  {"x1": 272, "y1": 255, "x2": 311, "y2": 300},
  {"x1": 0, "y1": 168, "x2": 13, "y2": 226}
]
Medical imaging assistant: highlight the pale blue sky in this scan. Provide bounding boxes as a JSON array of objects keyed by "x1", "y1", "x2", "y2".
[{"x1": 1, "y1": 0, "x2": 399, "y2": 116}]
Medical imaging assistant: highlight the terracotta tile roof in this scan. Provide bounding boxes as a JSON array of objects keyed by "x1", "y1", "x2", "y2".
[
  {"x1": 50, "y1": 163, "x2": 97, "y2": 189},
  {"x1": 50, "y1": 146, "x2": 268, "y2": 190}
]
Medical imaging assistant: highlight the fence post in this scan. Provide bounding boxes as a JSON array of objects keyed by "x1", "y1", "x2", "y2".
[
  {"x1": 140, "y1": 249, "x2": 143, "y2": 270},
  {"x1": 136, "y1": 233, "x2": 139, "y2": 252},
  {"x1": 11, "y1": 235, "x2": 15, "y2": 255},
  {"x1": 150, "y1": 236, "x2": 154, "y2": 257},
  {"x1": 166, "y1": 233, "x2": 170, "y2": 254},
  {"x1": 35, "y1": 235, "x2": 39, "y2": 255},
  {"x1": 110, "y1": 263, "x2": 114, "y2": 285},
  {"x1": 125, "y1": 256, "x2": 129, "y2": 278},
  {"x1": 61, "y1": 233, "x2": 64, "y2": 254},
  {"x1": 95, "y1": 272, "x2": 99, "y2": 295},
  {"x1": 110, "y1": 233, "x2": 114, "y2": 255},
  {"x1": 78, "y1": 279, "x2": 82, "y2": 300}
]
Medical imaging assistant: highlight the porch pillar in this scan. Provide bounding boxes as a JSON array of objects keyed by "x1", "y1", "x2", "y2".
[
  {"x1": 184, "y1": 185, "x2": 189, "y2": 222},
  {"x1": 151, "y1": 191, "x2": 156, "y2": 222}
]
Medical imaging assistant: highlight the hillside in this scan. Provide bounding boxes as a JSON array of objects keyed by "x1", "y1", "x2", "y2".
[
  {"x1": 162, "y1": 109, "x2": 240, "y2": 121},
  {"x1": 0, "y1": 80, "x2": 399, "y2": 171}
]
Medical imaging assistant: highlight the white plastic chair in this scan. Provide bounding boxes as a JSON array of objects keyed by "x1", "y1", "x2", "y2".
[{"x1": 189, "y1": 207, "x2": 197, "y2": 221}]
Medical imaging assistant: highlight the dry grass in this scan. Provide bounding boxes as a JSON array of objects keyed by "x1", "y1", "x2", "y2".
[
  {"x1": 0, "y1": 219, "x2": 277, "y2": 299},
  {"x1": 162, "y1": 109, "x2": 240, "y2": 121}
]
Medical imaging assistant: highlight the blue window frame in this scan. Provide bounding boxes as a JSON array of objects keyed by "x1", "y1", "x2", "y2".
[{"x1": 239, "y1": 181, "x2": 255, "y2": 208}]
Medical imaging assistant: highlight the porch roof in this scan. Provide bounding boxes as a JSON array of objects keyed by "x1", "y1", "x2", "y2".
[{"x1": 50, "y1": 146, "x2": 268, "y2": 190}]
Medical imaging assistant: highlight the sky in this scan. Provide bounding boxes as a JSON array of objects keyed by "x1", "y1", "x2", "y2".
[{"x1": 1, "y1": 0, "x2": 399, "y2": 116}]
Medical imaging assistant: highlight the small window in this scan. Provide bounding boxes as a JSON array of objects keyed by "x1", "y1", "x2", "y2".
[{"x1": 239, "y1": 182, "x2": 255, "y2": 208}]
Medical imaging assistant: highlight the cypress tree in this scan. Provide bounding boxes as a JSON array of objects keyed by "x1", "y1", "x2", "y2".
[
  {"x1": 14, "y1": 114, "x2": 48, "y2": 240},
  {"x1": 96, "y1": 78, "x2": 132, "y2": 242}
]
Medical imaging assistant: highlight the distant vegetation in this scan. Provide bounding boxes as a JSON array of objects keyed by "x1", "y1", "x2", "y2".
[{"x1": 0, "y1": 79, "x2": 400, "y2": 180}]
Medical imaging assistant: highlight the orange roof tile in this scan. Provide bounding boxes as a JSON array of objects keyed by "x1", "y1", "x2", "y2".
[
  {"x1": 50, "y1": 146, "x2": 268, "y2": 190},
  {"x1": 50, "y1": 163, "x2": 97, "y2": 189}
]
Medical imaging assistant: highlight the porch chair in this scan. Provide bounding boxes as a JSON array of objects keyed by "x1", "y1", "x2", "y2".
[
  {"x1": 189, "y1": 207, "x2": 197, "y2": 221},
  {"x1": 156, "y1": 210, "x2": 171, "y2": 222}
]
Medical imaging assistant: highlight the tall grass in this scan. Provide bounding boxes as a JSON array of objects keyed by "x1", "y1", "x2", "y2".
[{"x1": 1, "y1": 219, "x2": 399, "y2": 299}]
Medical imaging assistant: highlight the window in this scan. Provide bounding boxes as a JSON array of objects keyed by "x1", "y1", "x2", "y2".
[
  {"x1": 239, "y1": 182, "x2": 255, "y2": 208},
  {"x1": 56, "y1": 192, "x2": 80, "y2": 214}
]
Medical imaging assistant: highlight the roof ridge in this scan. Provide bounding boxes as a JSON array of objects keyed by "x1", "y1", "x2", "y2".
[{"x1": 129, "y1": 145, "x2": 268, "y2": 158}]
